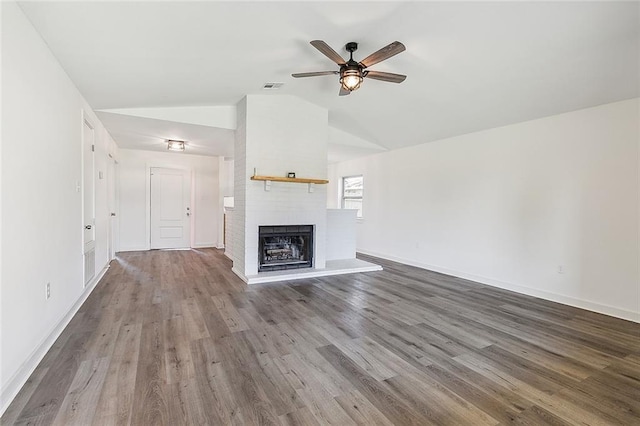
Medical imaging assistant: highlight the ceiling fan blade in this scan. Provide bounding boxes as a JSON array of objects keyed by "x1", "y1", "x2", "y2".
[
  {"x1": 310, "y1": 40, "x2": 346, "y2": 65},
  {"x1": 292, "y1": 71, "x2": 339, "y2": 78},
  {"x1": 359, "y1": 41, "x2": 406, "y2": 68},
  {"x1": 364, "y1": 71, "x2": 407, "y2": 83},
  {"x1": 339, "y1": 86, "x2": 351, "y2": 96}
]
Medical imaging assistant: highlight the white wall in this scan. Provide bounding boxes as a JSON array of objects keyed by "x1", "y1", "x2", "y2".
[
  {"x1": 1, "y1": 1, "x2": 118, "y2": 413},
  {"x1": 233, "y1": 95, "x2": 329, "y2": 279},
  {"x1": 103, "y1": 105, "x2": 237, "y2": 130},
  {"x1": 330, "y1": 99, "x2": 639, "y2": 322},
  {"x1": 219, "y1": 158, "x2": 234, "y2": 248},
  {"x1": 326, "y1": 209, "x2": 357, "y2": 261},
  {"x1": 327, "y1": 163, "x2": 340, "y2": 209},
  {"x1": 118, "y1": 149, "x2": 221, "y2": 251},
  {"x1": 220, "y1": 158, "x2": 234, "y2": 198},
  {"x1": 232, "y1": 97, "x2": 248, "y2": 274}
]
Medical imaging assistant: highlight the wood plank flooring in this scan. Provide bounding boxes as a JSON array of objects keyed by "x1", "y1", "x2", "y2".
[{"x1": 2, "y1": 249, "x2": 639, "y2": 425}]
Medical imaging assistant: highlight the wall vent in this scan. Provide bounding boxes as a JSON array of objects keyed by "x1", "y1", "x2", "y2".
[{"x1": 263, "y1": 82, "x2": 284, "y2": 90}]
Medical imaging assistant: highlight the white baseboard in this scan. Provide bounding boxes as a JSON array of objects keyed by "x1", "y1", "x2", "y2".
[
  {"x1": 192, "y1": 243, "x2": 217, "y2": 249},
  {"x1": 121, "y1": 244, "x2": 219, "y2": 251},
  {"x1": 0, "y1": 264, "x2": 110, "y2": 416},
  {"x1": 231, "y1": 267, "x2": 248, "y2": 283},
  {"x1": 117, "y1": 246, "x2": 148, "y2": 252},
  {"x1": 357, "y1": 249, "x2": 640, "y2": 323}
]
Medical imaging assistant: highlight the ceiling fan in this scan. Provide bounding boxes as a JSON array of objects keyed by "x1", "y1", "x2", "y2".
[{"x1": 292, "y1": 40, "x2": 407, "y2": 96}]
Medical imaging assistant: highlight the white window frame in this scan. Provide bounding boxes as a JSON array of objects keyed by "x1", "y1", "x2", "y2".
[{"x1": 341, "y1": 175, "x2": 363, "y2": 219}]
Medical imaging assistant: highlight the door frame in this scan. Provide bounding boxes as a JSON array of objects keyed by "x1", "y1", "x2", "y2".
[
  {"x1": 145, "y1": 163, "x2": 194, "y2": 250},
  {"x1": 81, "y1": 110, "x2": 96, "y2": 287},
  {"x1": 107, "y1": 154, "x2": 119, "y2": 260}
]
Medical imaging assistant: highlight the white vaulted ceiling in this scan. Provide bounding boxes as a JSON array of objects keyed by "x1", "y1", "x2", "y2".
[{"x1": 17, "y1": 1, "x2": 640, "y2": 160}]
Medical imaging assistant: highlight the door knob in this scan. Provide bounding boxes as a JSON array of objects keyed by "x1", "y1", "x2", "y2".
[{"x1": 85, "y1": 225, "x2": 92, "y2": 230}]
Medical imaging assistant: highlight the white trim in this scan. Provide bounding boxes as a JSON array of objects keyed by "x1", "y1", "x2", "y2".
[
  {"x1": 192, "y1": 243, "x2": 217, "y2": 249},
  {"x1": 107, "y1": 157, "x2": 119, "y2": 260},
  {"x1": 0, "y1": 264, "x2": 110, "y2": 416},
  {"x1": 81, "y1": 111, "x2": 97, "y2": 287},
  {"x1": 357, "y1": 249, "x2": 640, "y2": 323},
  {"x1": 116, "y1": 246, "x2": 149, "y2": 253},
  {"x1": 119, "y1": 243, "x2": 218, "y2": 251},
  {"x1": 341, "y1": 174, "x2": 364, "y2": 219},
  {"x1": 217, "y1": 157, "x2": 226, "y2": 250},
  {"x1": 241, "y1": 259, "x2": 382, "y2": 285},
  {"x1": 231, "y1": 267, "x2": 249, "y2": 283}
]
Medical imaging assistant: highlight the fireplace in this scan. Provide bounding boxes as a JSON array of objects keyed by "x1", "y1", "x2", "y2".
[{"x1": 258, "y1": 225, "x2": 313, "y2": 272}]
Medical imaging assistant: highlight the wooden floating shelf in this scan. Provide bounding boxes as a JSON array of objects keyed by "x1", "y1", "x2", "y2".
[{"x1": 251, "y1": 175, "x2": 329, "y2": 184}]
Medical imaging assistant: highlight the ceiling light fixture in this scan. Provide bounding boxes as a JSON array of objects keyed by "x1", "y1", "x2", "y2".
[
  {"x1": 340, "y1": 67, "x2": 363, "y2": 92},
  {"x1": 340, "y1": 42, "x2": 364, "y2": 92},
  {"x1": 167, "y1": 140, "x2": 185, "y2": 151}
]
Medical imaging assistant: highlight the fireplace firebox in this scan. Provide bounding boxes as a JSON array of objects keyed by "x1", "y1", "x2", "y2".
[{"x1": 258, "y1": 225, "x2": 313, "y2": 272}]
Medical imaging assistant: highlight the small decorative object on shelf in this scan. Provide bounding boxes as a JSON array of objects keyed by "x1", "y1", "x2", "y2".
[{"x1": 287, "y1": 172, "x2": 296, "y2": 178}]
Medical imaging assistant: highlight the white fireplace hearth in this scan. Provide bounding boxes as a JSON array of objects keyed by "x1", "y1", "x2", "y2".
[{"x1": 242, "y1": 258, "x2": 382, "y2": 285}]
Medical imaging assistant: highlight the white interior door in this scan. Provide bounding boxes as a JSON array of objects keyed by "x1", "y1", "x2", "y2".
[
  {"x1": 107, "y1": 157, "x2": 118, "y2": 260},
  {"x1": 150, "y1": 167, "x2": 191, "y2": 249},
  {"x1": 82, "y1": 119, "x2": 96, "y2": 285}
]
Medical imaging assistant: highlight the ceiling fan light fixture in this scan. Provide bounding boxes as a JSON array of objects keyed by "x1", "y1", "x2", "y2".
[
  {"x1": 167, "y1": 140, "x2": 185, "y2": 152},
  {"x1": 293, "y1": 40, "x2": 406, "y2": 95},
  {"x1": 340, "y1": 68, "x2": 363, "y2": 91}
]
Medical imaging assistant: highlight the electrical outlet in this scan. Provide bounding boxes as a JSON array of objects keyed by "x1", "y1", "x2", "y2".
[{"x1": 46, "y1": 282, "x2": 51, "y2": 300}]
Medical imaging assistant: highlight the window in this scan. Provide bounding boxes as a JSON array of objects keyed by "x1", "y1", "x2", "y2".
[{"x1": 342, "y1": 175, "x2": 363, "y2": 218}]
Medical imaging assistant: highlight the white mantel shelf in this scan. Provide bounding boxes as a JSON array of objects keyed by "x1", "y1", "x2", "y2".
[{"x1": 251, "y1": 175, "x2": 329, "y2": 184}]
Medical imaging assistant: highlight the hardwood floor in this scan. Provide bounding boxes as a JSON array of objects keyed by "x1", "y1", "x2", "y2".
[{"x1": 2, "y1": 248, "x2": 639, "y2": 425}]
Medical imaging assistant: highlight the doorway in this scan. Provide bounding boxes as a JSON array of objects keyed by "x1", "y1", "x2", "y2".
[
  {"x1": 82, "y1": 118, "x2": 95, "y2": 286},
  {"x1": 107, "y1": 156, "x2": 118, "y2": 260},
  {"x1": 150, "y1": 167, "x2": 192, "y2": 249}
]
